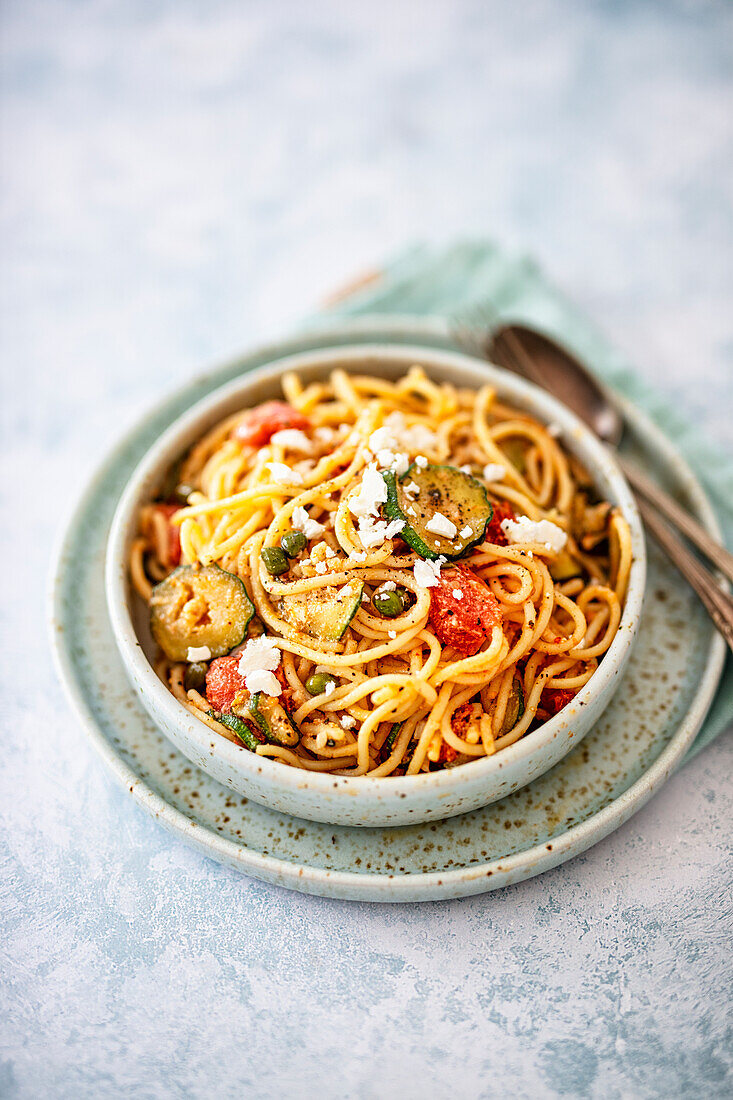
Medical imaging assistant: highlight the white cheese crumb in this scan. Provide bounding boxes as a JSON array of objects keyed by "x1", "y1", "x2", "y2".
[
  {"x1": 324, "y1": 545, "x2": 337, "y2": 558},
  {"x1": 388, "y1": 630, "x2": 397, "y2": 639},
  {"x1": 348, "y1": 463, "x2": 388, "y2": 520},
  {"x1": 243, "y1": 669, "x2": 282, "y2": 696},
  {"x1": 415, "y1": 455, "x2": 428, "y2": 469},
  {"x1": 361, "y1": 593, "x2": 370, "y2": 603},
  {"x1": 323, "y1": 679, "x2": 336, "y2": 696},
  {"x1": 314, "y1": 426, "x2": 336, "y2": 442},
  {"x1": 340, "y1": 715, "x2": 356, "y2": 730},
  {"x1": 501, "y1": 516, "x2": 568, "y2": 553},
  {"x1": 270, "y1": 429, "x2": 312, "y2": 453},
  {"x1": 375, "y1": 448, "x2": 410, "y2": 476},
  {"x1": 414, "y1": 558, "x2": 443, "y2": 588},
  {"x1": 459, "y1": 464, "x2": 473, "y2": 474},
  {"x1": 407, "y1": 506, "x2": 417, "y2": 517},
  {"x1": 237, "y1": 636, "x2": 281, "y2": 677},
  {"x1": 482, "y1": 463, "x2": 506, "y2": 482},
  {"x1": 377, "y1": 581, "x2": 397, "y2": 592},
  {"x1": 351, "y1": 551, "x2": 367, "y2": 563},
  {"x1": 291, "y1": 505, "x2": 326, "y2": 540},
  {"x1": 426, "y1": 512, "x2": 458, "y2": 539},
  {"x1": 186, "y1": 645, "x2": 211, "y2": 662},
  {"x1": 314, "y1": 561, "x2": 328, "y2": 574},
  {"x1": 403, "y1": 480, "x2": 420, "y2": 498},
  {"x1": 266, "y1": 461, "x2": 303, "y2": 485},
  {"x1": 452, "y1": 589, "x2": 463, "y2": 600},
  {"x1": 459, "y1": 524, "x2": 473, "y2": 539}
]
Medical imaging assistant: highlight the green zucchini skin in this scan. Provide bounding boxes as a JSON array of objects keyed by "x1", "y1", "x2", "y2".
[
  {"x1": 234, "y1": 691, "x2": 300, "y2": 747},
  {"x1": 150, "y1": 564, "x2": 255, "y2": 661},
  {"x1": 383, "y1": 721, "x2": 403, "y2": 756},
  {"x1": 208, "y1": 709, "x2": 264, "y2": 752},
  {"x1": 383, "y1": 464, "x2": 493, "y2": 560},
  {"x1": 279, "y1": 578, "x2": 364, "y2": 643}
]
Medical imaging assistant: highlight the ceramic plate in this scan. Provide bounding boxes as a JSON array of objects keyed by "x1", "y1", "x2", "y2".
[{"x1": 50, "y1": 318, "x2": 725, "y2": 901}]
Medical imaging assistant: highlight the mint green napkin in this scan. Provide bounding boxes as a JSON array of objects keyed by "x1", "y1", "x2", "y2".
[{"x1": 320, "y1": 240, "x2": 733, "y2": 759}]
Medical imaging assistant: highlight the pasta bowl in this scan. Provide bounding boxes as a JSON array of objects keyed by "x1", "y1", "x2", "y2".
[{"x1": 106, "y1": 344, "x2": 646, "y2": 826}]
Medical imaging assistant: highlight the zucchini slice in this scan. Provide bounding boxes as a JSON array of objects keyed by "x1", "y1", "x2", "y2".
[
  {"x1": 150, "y1": 564, "x2": 254, "y2": 662},
  {"x1": 549, "y1": 549, "x2": 582, "y2": 581},
  {"x1": 208, "y1": 709, "x2": 264, "y2": 753},
  {"x1": 383, "y1": 464, "x2": 493, "y2": 560},
  {"x1": 231, "y1": 690, "x2": 300, "y2": 747},
  {"x1": 279, "y1": 578, "x2": 364, "y2": 643}
]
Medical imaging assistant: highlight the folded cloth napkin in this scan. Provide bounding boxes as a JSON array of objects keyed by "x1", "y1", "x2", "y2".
[{"x1": 317, "y1": 240, "x2": 732, "y2": 760}]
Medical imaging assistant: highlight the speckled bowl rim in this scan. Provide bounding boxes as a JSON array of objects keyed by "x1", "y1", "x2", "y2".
[
  {"x1": 104, "y1": 341, "x2": 645, "y2": 815},
  {"x1": 49, "y1": 316, "x2": 725, "y2": 898}
]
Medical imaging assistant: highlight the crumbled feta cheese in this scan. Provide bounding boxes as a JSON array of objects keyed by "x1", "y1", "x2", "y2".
[
  {"x1": 547, "y1": 422, "x2": 562, "y2": 437},
  {"x1": 244, "y1": 669, "x2": 282, "y2": 696},
  {"x1": 357, "y1": 517, "x2": 405, "y2": 549},
  {"x1": 238, "y1": 636, "x2": 281, "y2": 677},
  {"x1": 314, "y1": 561, "x2": 328, "y2": 574},
  {"x1": 459, "y1": 464, "x2": 473, "y2": 474},
  {"x1": 361, "y1": 593, "x2": 370, "y2": 603},
  {"x1": 236, "y1": 637, "x2": 282, "y2": 697},
  {"x1": 375, "y1": 449, "x2": 410, "y2": 476},
  {"x1": 351, "y1": 551, "x2": 367, "y2": 563},
  {"x1": 340, "y1": 715, "x2": 356, "y2": 730},
  {"x1": 403, "y1": 480, "x2": 420, "y2": 498},
  {"x1": 266, "y1": 461, "x2": 303, "y2": 485},
  {"x1": 291, "y1": 505, "x2": 326, "y2": 540},
  {"x1": 388, "y1": 630, "x2": 397, "y2": 639},
  {"x1": 369, "y1": 414, "x2": 438, "y2": 458},
  {"x1": 482, "y1": 463, "x2": 506, "y2": 482},
  {"x1": 348, "y1": 463, "x2": 388, "y2": 520},
  {"x1": 415, "y1": 455, "x2": 428, "y2": 469},
  {"x1": 324, "y1": 545, "x2": 336, "y2": 558},
  {"x1": 323, "y1": 679, "x2": 336, "y2": 696},
  {"x1": 414, "y1": 558, "x2": 443, "y2": 587},
  {"x1": 270, "y1": 429, "x2": 312, "y2": 452},
  {"x1": 501, "y1": 516, "x2": 568, "y2": 553},
  {"x1": 186, "y1": 645, "x2": 211, "y2": 662},
  {"x1": 459, "y1": 525, "x2": 473, "y2": 539},
  {"x1": 368, "y1": 426, "x2": 395, "y2": 453},
  {"x1": 451, "y1": 589, "x2": 463, "y2": 600},
  {"x1": 314, "y1": 426, "x2": 336, "y2": 442},
  {"x1": 378, "y1": 581, "x2": 397, "y2": 592},
  {"x1": 407, "y1": 506, "x2": 417, "y2": 517},
  {"x1": 426, "y1": 512, "x2": 458, "y2": 539}
]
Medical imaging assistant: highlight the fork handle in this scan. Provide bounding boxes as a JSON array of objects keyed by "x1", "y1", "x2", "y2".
[
  {"x1": 619, "y1": 456, "x2": 733, "y2": 586},
  {"x1": 635, "y1": 496, "x2": 733, "y2": 652}
]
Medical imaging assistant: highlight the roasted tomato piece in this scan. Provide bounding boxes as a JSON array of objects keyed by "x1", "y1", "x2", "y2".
[
  {"x1": 483, "y1": 500, "x2": 516, "y2": 546},
  {"x1": 156, "y1": 503, "x2": 181, "y2": 567},
  {"x1": 205, "y1": 655, "x2": 247, "y2": 714},
  {"x1": 541, "y1": 688, "x2": 576, "y2": 715},
  {"x1": 429, "y1": 565, "x2": 502, "y2": 657},
  {"x1": 233, "y1": 401, "x2": 310, "y2": 447}
]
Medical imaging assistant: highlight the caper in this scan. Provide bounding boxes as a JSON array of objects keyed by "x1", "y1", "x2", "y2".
[
  {"x1": 372, "y1": 589, "x2": 404, "y2": 618},
  {"x1": 184, "y1": 662, "x2": 208, "y2": 693},
  {"x1": 305, "y1": 672, "x2": 337, "y2": 696},
  {"x1": 281, "y1": 530, "x2": 307, "y2": 558},
  {"x1": 261, "y1": 546, "x2": 289, "y2": 576}
]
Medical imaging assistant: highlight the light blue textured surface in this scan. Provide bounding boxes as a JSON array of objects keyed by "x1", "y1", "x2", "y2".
[{"x1": 3, "y1": 2, "x2": 732, "y2": 1097}]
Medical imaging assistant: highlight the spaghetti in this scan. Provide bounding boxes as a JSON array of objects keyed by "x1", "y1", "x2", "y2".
[{"x1": 130, "y1": 366, "x2": 632, "y2": 777}]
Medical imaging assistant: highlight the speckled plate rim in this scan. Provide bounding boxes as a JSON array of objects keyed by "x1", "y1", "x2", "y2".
[{"x1": 49, "y1": 316, "x2": 726, "y2": 901}]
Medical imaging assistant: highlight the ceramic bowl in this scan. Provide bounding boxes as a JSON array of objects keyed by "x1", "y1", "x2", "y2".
[{"x1": 105, "y1": 344, "x2": 646, "y2": 826}]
